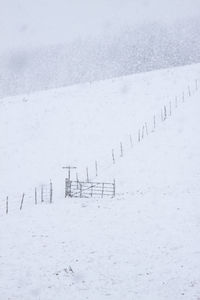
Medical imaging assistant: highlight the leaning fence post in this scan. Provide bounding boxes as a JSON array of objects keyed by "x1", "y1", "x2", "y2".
[
  {"x1": 6, "y1": 196, "x2": 8, "y2": 214},
  {"x1": 20, "y1": 193, "x2": 25, "y2": 210},
  {"x1": 141, "y1": 125, "x2": 145, "y2": 139},
  {"x1": 50, "y1": 180, "x2": 53, "y2": 203}
]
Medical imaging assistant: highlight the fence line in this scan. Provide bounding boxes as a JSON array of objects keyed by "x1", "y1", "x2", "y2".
[
  {"x1": 1, "y1": 79, "x2": 199, "y2": 215},
  {"x1": 104, "y1": 79, "x2": 198, "y2": 178}
]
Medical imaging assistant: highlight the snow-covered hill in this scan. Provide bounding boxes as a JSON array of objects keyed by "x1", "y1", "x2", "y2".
[
  {"x1": 0, "y1": 63, "x2": 200, "y2": 299},
  {"x1": 0, "y1": 63, "x2": 200, "y2": 200}
]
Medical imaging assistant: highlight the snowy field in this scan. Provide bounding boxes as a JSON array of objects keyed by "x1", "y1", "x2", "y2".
[
  {"x1": 0, "y1": 63, "x2": 200, "y2": 299},
  {"x1": 0, "y1": 63, "x2": 200, "y2": 199}
]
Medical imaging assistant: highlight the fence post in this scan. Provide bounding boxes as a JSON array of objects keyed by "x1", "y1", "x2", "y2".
[
  {"x1": 65, "y1": 178, "x2": 72, "y2": 197},
  {"x1": 86, "y1": 167, "x2": 89, "y2": 182},
  {"x1": 112, "y1": 149, "x2": 115, "y2": 164},
  {"x1": 164, "y1": 105, "x2": 167, "y2": 120},
  {"x1": 95, "y1": 160, "x2": 98, "y2": 177},
  {"x1": 141, "y1": 125, "x2": 145, "y2": 139},
  {"x1": 76, "y1": 173, "x2": 79, "y2": 188},
  {"x1": 188, "y1": 85, "x2": 191, "y2": 97},
  {"x1": 169, "y1": 101, "x2": 172, "y2": 116},
  {"x1": 20, "y1": 193, "x2": 25, "y2": 210},
  {"x1": 80, "y1": 183, "x2": 82, "y2": 198},
  {"x1": 113, "y1": 179, "x2": 116, "y2": 197},
  {"x1": 50, "y1": 180, "x2": 53, "y2": 203},
  {"x1": 65, "y1": 178, "x2": 67, "y2": 197},
  {"x1": 35, "y1": 188, "x2": 37, "y2": 205},
  {"x1": 138, "y1": 129, "x2": 141, "y2": 142},
  {"x1": 120, "y1": 142, "x2": 123, "y2": 157},
  {"x1": 153, "y1": 115, "x2": 156, "y2": 130},
  {"x1": 91, "y1": 184, "x2": 93, "y2": 197},
  {"x1": 145, "y1": 122, "x2": 148, "y2": 135},
  {"x1": 6, "y1": 196, "x2": 8, "y2": 214},
  {"x1": 101, "y1": 183, "x2": 104, "y2": 198}
]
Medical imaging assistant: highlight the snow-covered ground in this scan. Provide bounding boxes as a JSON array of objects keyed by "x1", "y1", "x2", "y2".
[
  {"x1": 0, "y1": 63, "x2": 200, "y2": 199},
  {"x1": 0, "y1": 63, "x2": 200, "y2": 299}
]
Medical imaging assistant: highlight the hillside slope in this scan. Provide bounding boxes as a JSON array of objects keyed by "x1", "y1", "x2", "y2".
[
  {"x1": 0, "y1": 63, "x2": 200, "y2": 202},
  {"x1": 0, "y1": 64, "x2": 200, "y2": 299}
]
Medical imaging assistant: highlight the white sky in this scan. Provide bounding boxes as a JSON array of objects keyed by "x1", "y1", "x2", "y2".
[{"x1": 0, "y1": 0, "x2": 199, "y2": 54}]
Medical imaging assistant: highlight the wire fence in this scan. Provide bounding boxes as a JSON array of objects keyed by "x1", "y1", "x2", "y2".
[
  {"x1": 0, "y1": 78, "x2": 199, "y2": 216},
  {"x1": 0, "y1": 181, "x2": 53, "y2": 216}
]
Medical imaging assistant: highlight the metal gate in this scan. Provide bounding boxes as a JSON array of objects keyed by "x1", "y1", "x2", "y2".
[{"x1": 65, "y1": 179, "x2": 115, "y2": 198}]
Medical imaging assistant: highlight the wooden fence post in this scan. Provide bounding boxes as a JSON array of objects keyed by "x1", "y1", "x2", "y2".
[
  {"x1": 164, "y1": 105, "x2": 167, "y2": 120},
  {"x1": 76, "y1": 173, "x2": 79, "y2": 188},
  {"x1": 50, "y1": 181, "x2": 53, "y2": 203},
  {"x1": 6, "y1": 196, "x2": 8, "y2": 214},
  {"x1": 188, "y1": 85, "x2": 191, "y2": 97},
  {"x1": 65, "y1": 178, "x2": 67, "y2": 197},
  {"x1": 141, "y1": 125, "x2": 145, "y2": 139},
  {"x1": 91, "y1": 184, "x2": 93, "y2": 197},
  {"x1": 169, "y1": 101, "x2": 172, "y2": 116},
  {"x1": 20, "y1": 193, "x2": 25, "y2": 210},
  {"x1": 65, "y1": 178, "x2": 72, "y2": 197},
  {"x1": 113, "y1": 179, "x2": 116, "y2": 197},
  {"x1": 138, "y1": 129, "x2": 141, "y2": 142},
  {"x1": 101, "y1": 183, "x2": 104, "y2": 198},
  {"x1": 120, "y1": 142, "x2": 123, "y2": 157},
  {"x1": 86, "y1": 167, "x2": 89, "y2": 182},
  {"x1": 80, "y1": 183, "x2": 82, "y2": 198},
  {"x1": 153, "y1": 115, "x2": 156, "y2": 130},
  {"x1": 112, "y1": 149, "x2": 115, "y2": 164},
  {"x1": 145, "y1": 122, "x2": 148, "y2": 135},
  {"x1": 35, "y1": 188, "x2": 37, "y2": 205},
  {"x1": 95, "y1": 160, "x2": 98, "y2": 177}
]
